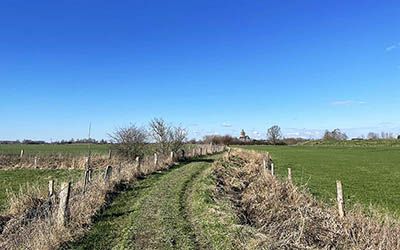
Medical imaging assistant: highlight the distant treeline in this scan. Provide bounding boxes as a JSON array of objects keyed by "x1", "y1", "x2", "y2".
[
  {"x1": 0, "y1": 138, "x2": 109, "y2": 145},
  {"x1": 190, "y1": 135, "x2": 308, "y2": 146}
]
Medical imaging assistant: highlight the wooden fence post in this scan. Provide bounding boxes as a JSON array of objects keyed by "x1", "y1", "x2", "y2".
[
  {"x1": 34, "y1": 156, "x2": 38, "y2": 168},
  {"x1": 336, "y1": 180, "x2": 345, "y2": 218},
  {"x1": 104, "y1": 166, "x2": 113, "y2": 183},
  {"x1": 288, "y1": 168, "x2": 292, "y2": 182},
  {"x1": 181, "y1": 149, "x2": 185, "y2": 160},
  {"x1": 83, "y1": 169, "x2": 90, "y2": 193},
  {"x1": 108, "y1": 149, "x2": 112, "y2": 159},
  {"x1": 136, "y1": 156, "x2": 141, "y2": 174},
  {"x1": 57, "y1": 182, "x2": 71, "y2": 227},
  {"x1": 263, "y1": 158, "x2": 267, "y2": 169},
  {"x1": 48, "y1": 180, "x2": 54, "y2": 197},
  {"x1": 20, "y1": 149, "x2": 24, "y2": 158},
  {"x1": 271, "y1": 163, "x2": 275, "y2": 176},
  {"x1": 170, "y1": 151, "x2": 175, "y2": 162},
  {"x1": 154, "y1": 153, "x2": 158, "y2": 166}
]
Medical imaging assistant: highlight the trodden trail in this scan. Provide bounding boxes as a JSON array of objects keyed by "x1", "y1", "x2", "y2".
[{"x1": 66, "y1": 157, "x2": 217, "y2": 250}]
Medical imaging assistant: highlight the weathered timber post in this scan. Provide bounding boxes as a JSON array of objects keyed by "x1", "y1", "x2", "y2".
[
  {"x1": 170, "y1": 151, "x2": 175, "y2": 162},
  {"x1": 336, "y1": 180, "x2": 345, "y2": 218},
  {"x1": 271, "y1": 163, "x2": 275, "y2": 176},
  {"x1": 288, "y1": 168, "x2": 292, "y2": 182},
  {"x1": 227, "y1": 147, "x2": 231, "y2": 157},
  {"x1": 104, "y1": 166, "x2": 113, "y2": 183},
  {"x1": 83, "y1": 169, "x2": 90, "y2": 193},
  {"x1": 263, "y1": 158, "x2": 267, "y2": 169},
  {"x1": 181, "y1": 149, "x2": 185, "y2": 160},
  {"x1": 34, "y1": 156, "x2": 38, "y2": 168},
  {"x1": 48, "y1": 180, "x2": 54, "y2": 197},
  {"x1": 20, "y1": 149, "x2": 24, "y2": 158},
  {"x1": 57, "y1": 182, "x2": 71, "y2": 227},
  {"x1": 108, "y1": 149, "x2": 112, "y2": 159},
  {"x1": 154, "y1": 153, "x2": 158, "y2": 167},
  {"x1": 136, "y1": 156, "x2": 141, "y2": 175}
]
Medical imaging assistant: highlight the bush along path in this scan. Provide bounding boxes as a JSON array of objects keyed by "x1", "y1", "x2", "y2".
[{"x1": 67, "y1": 156, "x2": 230, "y2": 250}]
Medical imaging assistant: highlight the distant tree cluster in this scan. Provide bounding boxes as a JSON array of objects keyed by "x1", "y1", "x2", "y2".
[
  {"x1": 366, "y1": 132, "x2": 396, "y2": 140},
  {"x1": 202, "y1": 135, "x2": 241, "y2": 145},
  {"x1": 109, "y1": 118, "x2": 187, "y2": 158},
  {"x1": 323, "y1": 129, "x2": 348, "y2": 141}
]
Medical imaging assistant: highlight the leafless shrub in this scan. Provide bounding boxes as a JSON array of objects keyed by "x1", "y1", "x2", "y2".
[
  {"x1": 149, "y1": 118, "x2": 187, "y2": 154},
  {"x1": 109, "y1": 125, "x2": 147, "y2": 159}
]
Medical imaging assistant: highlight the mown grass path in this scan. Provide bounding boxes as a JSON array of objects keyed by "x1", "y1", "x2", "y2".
[{"x1": 68, "y1": 158, "x2": 215, "y2": 250}]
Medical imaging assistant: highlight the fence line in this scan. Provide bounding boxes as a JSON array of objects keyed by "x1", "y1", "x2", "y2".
[{"x1": 0, "y1": 144, "x2": 225, "y2": 248}]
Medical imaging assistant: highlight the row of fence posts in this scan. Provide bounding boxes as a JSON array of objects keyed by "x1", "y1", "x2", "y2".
[
  {"x1": 17, "y1": 143, "x2": 221, "y2": 168},
  {"x1": 262, "y1": 153, "x2": 345, "y2": 219},
  {"x1": 48, "y1": 145, "x2": 224, "y2": 227}
]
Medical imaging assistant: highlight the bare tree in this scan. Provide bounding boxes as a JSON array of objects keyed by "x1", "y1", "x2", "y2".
[
  {"x1": 109, "y1": 125, "x2": 147, "y2": 158},
  {"x1": 149, "y1": 118, "x2": 187, "y2": 153},
  {"x1": 267, "y1": 125, "x2": 282, "y2": 144},
  {"x1": 367, "y1": 132, "x2": 379, "y2": 140},
  {"x1": 323, "y1": 129, "x2": 348, "y2": 141}
]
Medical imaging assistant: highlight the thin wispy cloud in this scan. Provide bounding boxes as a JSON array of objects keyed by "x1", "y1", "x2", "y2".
[
  {"x1": 386, "y1": 42, "x2": 400, "y2": 52},
  {"x1": 221, "y1": 122, "x2": 232, "y2": 127},
  {"x1": 331, "y1": 100, "x2": 366, "y2": 106}
]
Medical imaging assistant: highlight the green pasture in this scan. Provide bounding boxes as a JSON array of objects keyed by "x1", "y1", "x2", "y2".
[
  {"x1": 0, "y1": 169, "x2": 83, "y2": 213},
  {"x1": 239, "y1": 145, "x2": 400, "y2": 215}
]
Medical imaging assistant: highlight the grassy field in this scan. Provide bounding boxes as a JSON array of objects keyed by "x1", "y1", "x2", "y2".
[
  {"x1": 239, "y1": 145, "x2": 400, "y2": 215},
  {"x1": 0, "y1": 144, "x2": 110, "y2": 156},
  {"x1": 0, "y1": 169, "x2": 83, "y2": 212}
]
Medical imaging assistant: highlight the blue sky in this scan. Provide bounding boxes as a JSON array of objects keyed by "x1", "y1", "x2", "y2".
[{"x1": 1, "y1": 0, "x2": 399, "y2": 140}]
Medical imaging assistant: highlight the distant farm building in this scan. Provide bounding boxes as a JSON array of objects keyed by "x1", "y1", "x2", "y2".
[{"x1": 239, "y1": 129, "x2": 251, "y2": 142}]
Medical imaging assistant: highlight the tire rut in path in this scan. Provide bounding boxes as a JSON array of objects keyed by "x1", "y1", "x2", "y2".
[{"x1": 68, "y1": 158, "x2": 213, "y2": 250}]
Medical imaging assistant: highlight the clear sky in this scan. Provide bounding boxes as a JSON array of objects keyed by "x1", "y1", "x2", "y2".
[{"x1": 1, "y1": 0, "x2": 399, "y2": 141}]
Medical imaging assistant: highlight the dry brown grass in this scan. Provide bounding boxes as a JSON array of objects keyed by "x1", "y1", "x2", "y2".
[
  {"x1": 214, "y1": 149, "x2": 400, "y2": 249},
  {"x1": 0, "y1": 145, "x2": 224, "y2": 249}
]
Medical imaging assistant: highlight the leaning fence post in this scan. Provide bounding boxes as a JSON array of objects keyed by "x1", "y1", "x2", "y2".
[
  {"x1": 336, "y1": 180, "x2": 345, "y2": 218},
  {"x1": 57, "y1": 182, "x2": 71, "y2": 227},
  {"x1": 263, "y1": 158, "x2": 267, "y2": 169},
  {"x1": 104, "y1": 166, "x2": 113, "y2": 183},
  {"x1": 48, "y1": 180, "x2": 54, "y2": 197},
  {"x1": 288, "y1": 168, "x2": 292, "y2": 182},
  {"x1": 20, "y1": 149, "x2": 24, "y2": 158}
]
